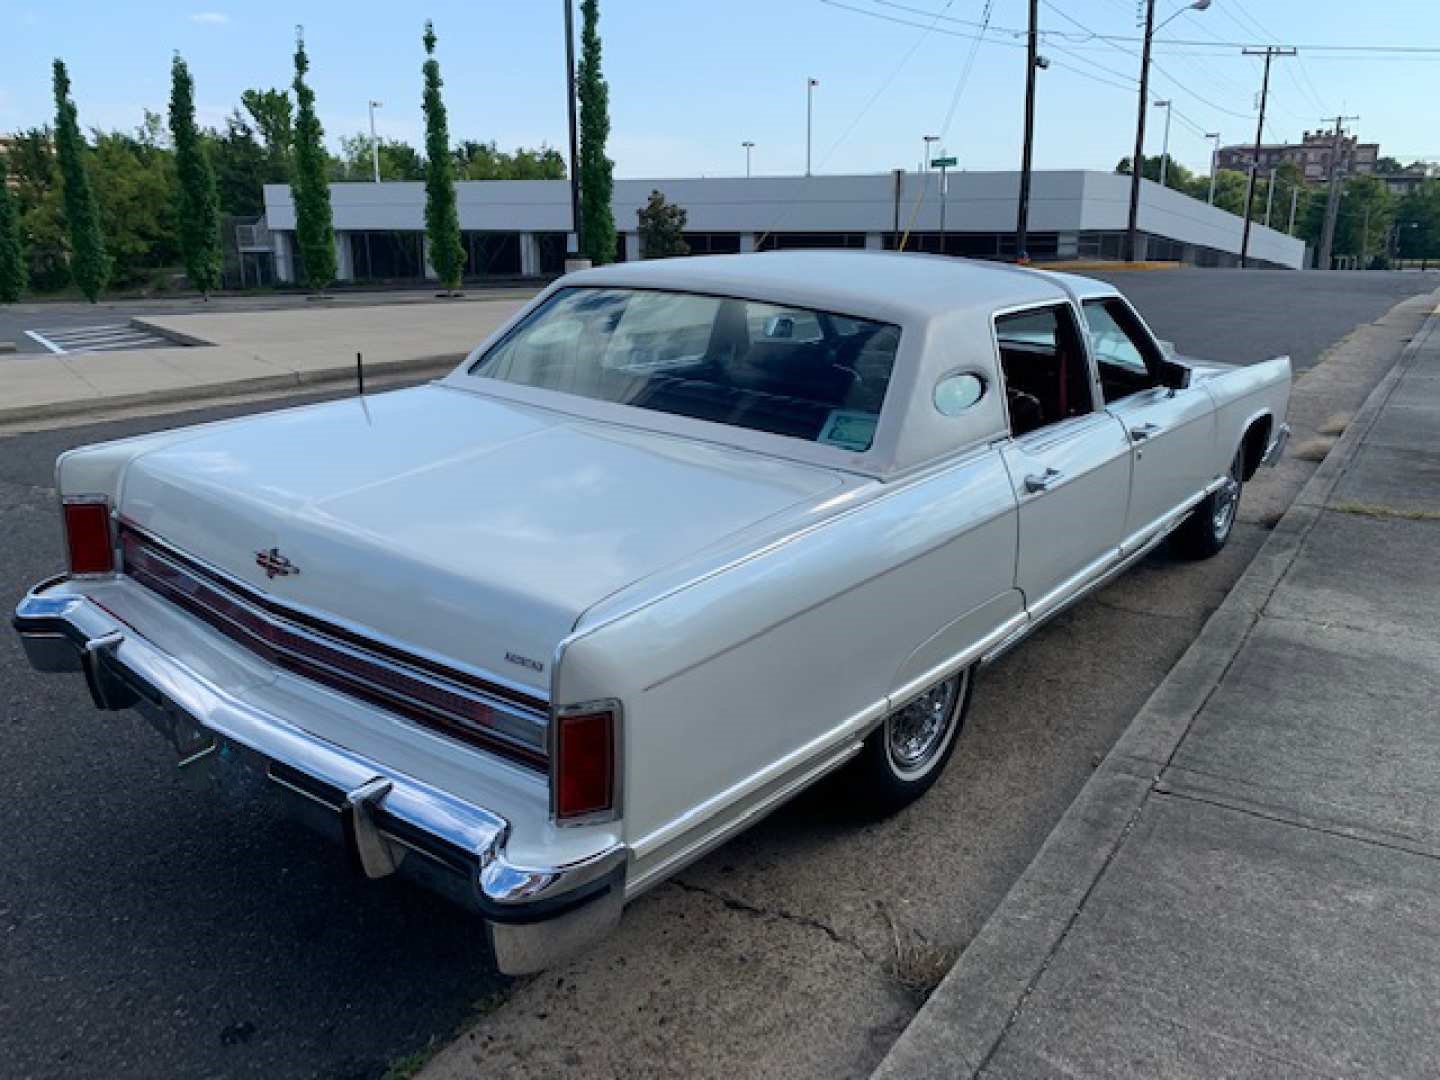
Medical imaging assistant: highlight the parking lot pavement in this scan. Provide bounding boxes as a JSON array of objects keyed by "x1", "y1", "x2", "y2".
[
  {"x1": 22, "y1": 322, "x2": 176, "y2": 354},
  {"x1": 0, "y1": 277, "x2": 1435, "y2": 1080}
]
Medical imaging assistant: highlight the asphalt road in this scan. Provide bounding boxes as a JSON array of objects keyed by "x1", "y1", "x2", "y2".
[
  {"x1": 0, "y1": 270, "x2": 1434, "y2": 1080},
  {"x1": 1088, "y1": 267, "x2": 1437, "y2": 374}
]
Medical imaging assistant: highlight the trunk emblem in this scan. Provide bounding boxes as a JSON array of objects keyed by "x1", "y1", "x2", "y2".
[{"x1": 255, "y1": 548, "x2": 300, "y2": 579}]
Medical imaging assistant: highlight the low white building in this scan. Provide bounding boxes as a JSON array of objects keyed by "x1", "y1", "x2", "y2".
[{"x1": 258, "y1": 170, "x2": 1306, "y2": 282}]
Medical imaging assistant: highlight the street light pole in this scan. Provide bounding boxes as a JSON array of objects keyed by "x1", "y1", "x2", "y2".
[
  {"x1": 1015, "y1": 0, "x2": 1039, "y2": 263},
  {"x1": 1264, "y1": 166, "x2": 1276, "y2": 227},
  {"x1": 805, "y1": 77, "x2": 819, "y2": 176},
  {"x1": 563, "y1": 0, "x2": 582, "y2": 257},
  {"x1": 1287, "y1": 184, "x2": 1299, "y2": 234},
  {"x1": 742, "y1": 140, "x2": 754, "y2": 178},
  {"x1": 1127, "y1": 0, "x2": 1210, "y2": 260},
  {"x1": 1206, "y1": 131, "x2": 1221, "y2": 205},
  {"x1": 1155, "y1": 100, "x2": 1173, "y2": 187},
  {"x1": 922, "y1": 134, "x2": 939, "y2": 173},
  {"x1": 367, "y1": 100, "x2": 382, "y2": 183}
]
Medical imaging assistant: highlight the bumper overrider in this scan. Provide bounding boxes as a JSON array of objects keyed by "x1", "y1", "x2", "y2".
[{"x1": 13, "y1": 577, "x2": 626, "y2": 975}]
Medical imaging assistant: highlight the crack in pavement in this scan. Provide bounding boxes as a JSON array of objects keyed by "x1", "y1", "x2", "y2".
[{"x1": 667, "y1": 878, "x2": 881, "y2": 965}]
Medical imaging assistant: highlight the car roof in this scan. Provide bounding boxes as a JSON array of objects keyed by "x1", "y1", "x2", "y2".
[{"x1": 561, "y1": 250, "x2": 1080, "y2": 325}]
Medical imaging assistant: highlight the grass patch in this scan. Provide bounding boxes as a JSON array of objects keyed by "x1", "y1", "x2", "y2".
[
  {"x1": 883, "y1": 910, "x2": 960, "y2": 1001},
  {"x1": 1292, "y1": 436, "x2": 1336, "y2": 463},
  {"x1": 1333, "y1": 501, "x2": 1440, "y2": 522}
]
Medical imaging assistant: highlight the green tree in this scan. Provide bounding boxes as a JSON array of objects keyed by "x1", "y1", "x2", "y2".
[
  {"x1": 1115, "y1": 154, "x2": 1194, "y2": 193},
  {"x1": 209, "y1": 111, "x2": 268, "y2": 216},
  {"x1": 453, "y1": 140, "x2": 566, "y2": 180},
  {"x1": 6, "y1": 128, "x2": 68, "y2": 291},
  {"x1": 0, "y1": 154, "x2": 27, "y2": 302},
  {"x1": 241, "y1": 87, "x2": 294, "y2": 181},
  {"x1": 290, "y1": 28, "x2": 336, "y2": 291},
  {"x1": 52, "y1": 59, "x2": 110, "y2": 300},
  {"x1": 1396, "y1": 179, "x2": 1440, "y2": 260},
  {"x1": 89, "y1": 130, "x2": 179, "y2": 288},
  {"x1": 577, "y1": 0, "x2": 615, "y2": 265},
  {"x1": 637, "y1": 189, "x2": 688, "y2": 258},
  {"x1": 334, "y1": 134, "x2": 423, "y2": 181},
  {"x1": 420, "y1": 21, "x2": 464, "y2": 292},
  {"x1": 169, "y1": 53, "x2": 222, "y2": 295}
]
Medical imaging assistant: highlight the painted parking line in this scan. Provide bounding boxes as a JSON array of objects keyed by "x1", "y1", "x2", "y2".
[{"x1": 23, "y1": 323, "x2": 173, "y2": 355}]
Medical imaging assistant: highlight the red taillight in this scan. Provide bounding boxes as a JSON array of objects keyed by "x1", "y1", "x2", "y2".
[
  {"x1": 63, "y1": 499, "x2": 114, "y2": 575},
  {"x1": 553, "y1": 706, "x2": 617, "y2": 821}
]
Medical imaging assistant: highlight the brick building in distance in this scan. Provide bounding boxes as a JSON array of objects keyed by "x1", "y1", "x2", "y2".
[{"x1": 1215, "y1": 130, "x2": 1379, "y2": 184}]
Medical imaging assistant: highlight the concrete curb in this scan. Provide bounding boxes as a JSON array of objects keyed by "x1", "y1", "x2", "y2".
[
  {"x1": 128, "y1": 316, "x2": 213, "y2": 347},
  {"x1": 0, "y1": 354, "x2": 460, "y2": 428},
  {"x1": 871, "y1": 300, "x2": 1440, "y2": 1080}
]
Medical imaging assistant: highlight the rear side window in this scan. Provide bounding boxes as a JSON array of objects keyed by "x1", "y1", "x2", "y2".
[
  {"x1": 993, "y1": 305, "x2": 1094, "y2": 437},
  {"x1": 471, "y1": 287, "x2": 901, "y2": 452}
]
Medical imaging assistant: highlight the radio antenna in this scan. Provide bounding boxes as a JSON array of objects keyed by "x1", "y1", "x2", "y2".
[{"x1": 356, "y1": 351, "x2": 365, "y2": 395}]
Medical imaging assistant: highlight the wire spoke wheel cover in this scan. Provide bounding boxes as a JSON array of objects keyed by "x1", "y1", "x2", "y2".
[{"x1": 885, "y1": 671, "x2": 965, "y2": 780}]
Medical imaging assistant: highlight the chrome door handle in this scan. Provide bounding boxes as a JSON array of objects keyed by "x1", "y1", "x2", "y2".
[
  {"x1": 1024, "y1": 467, "x2": 1063, "y2": 493},
  {"x1": 1130, "y1": 422, "x2": 1162, "y2": 441}
]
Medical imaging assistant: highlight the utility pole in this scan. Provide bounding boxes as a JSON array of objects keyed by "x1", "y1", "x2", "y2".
[
  {"x1": 563, "y1": 0, "x2": 582, "y2": 257},
  {"x1": 742, "y1": 140, "x2": 754, "y2": 178},
  {"x1": 1318, "y1": 114, "x2": 1359, "y2": 270},
  {"x1": 1238, "y1": 46, "x2": 1294, "y2": 268},
  {"x1": 805, "y1": 77, "x2": 819, "y2": 176},
  {"x1": 367, "y1": 100, "x2": 382, "y2": 183},
  {"x1": 1125, "y1": 0, "x2": 1156, "y2": 261},
  {"x1": 1015, "y1": 0, "x2": 1039, "y2": 263},
  {"x1": 1155, "y1": 100, "x2": 1173, "y2": 187},
  {"x1": 1206, "y1": 131, "x2": 1221, "y2": 205},
  {"x1": 1264, "y1": 167, "x2": 1276, "y2": 227}
]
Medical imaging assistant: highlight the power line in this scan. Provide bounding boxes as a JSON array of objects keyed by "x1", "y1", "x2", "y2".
[{"x1": 831, "y1": 0, "x2": 1440, "y2": 53}]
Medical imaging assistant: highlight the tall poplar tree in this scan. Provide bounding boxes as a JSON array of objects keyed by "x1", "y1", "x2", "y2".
[
  {"x1": 421, "y1": 20, "x2": 463, "y2": 293},
  {"x1": 577, "y1": 0, "x2": 615, "y2": 265},
  {"x1": 169, "y1": 53, "x2": 222, "y2": 296},
  {"x1": 0, "y1": 154, "x2": 26, "y2": 302},
  {"x1": 51, "y1": 59, "x2": 109, "y2": 301},
  {"x1": 290, "y1": 27, "x2": 336, "y2": 291}
]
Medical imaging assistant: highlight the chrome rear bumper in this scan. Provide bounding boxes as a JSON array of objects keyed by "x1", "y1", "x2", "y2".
[{"x1": 14, "y1": 578, "x2": 625, "y2": 974}]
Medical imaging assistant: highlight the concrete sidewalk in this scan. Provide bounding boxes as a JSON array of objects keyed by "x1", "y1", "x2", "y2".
[
  {"x1": 876, "y1": 304, "x2": 1440, "y2": 1078},
  {"x1": 0, "y1": 297, "x2": 526, "y2": 427}
]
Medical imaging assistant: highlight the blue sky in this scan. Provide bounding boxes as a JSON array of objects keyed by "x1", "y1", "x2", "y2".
[{"x1": 3, "y1": 1, "x2": 1436, "y2": 179}]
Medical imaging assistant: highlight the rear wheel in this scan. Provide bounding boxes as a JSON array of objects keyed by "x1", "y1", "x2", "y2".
[
  {"x1": 846, "y1": 668, "x2": 973, "y2": 816},
  {"x1": 1173, "y1": 446, "x2": 1243, "y2": 560}
]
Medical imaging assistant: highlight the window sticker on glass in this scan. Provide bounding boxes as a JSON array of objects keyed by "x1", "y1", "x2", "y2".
[{"x1": 818, "y1": 409, "x2": 879, "y2": 451}]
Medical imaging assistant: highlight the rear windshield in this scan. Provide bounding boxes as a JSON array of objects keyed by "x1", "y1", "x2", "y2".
[{"x1": 468, "y1": 287, "x2": 900, "y2": 452}]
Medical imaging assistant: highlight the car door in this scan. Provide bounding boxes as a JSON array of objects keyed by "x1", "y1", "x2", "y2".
[
  {"x1": 993, "y1": 303, "x2": 1132, "y2": 619},
  {"x1": 1083, "y1": 296, "x2": 1217, "y2": 546}
]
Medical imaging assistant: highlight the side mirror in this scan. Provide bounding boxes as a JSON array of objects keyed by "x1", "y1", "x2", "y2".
[{"x1": 1156, "y1": 354, "x2": 1191, "y2": 391}]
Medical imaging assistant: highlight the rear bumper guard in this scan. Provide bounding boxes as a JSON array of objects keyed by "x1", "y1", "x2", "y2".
[
  {"x1": 14, "y1": 579, "x2": 625, "y2": 974},
  {"x1": 1262, "y1": 422, "x2": 1291, "y2": 467}
]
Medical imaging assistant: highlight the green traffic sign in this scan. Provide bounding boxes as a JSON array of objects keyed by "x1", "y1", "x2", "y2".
[{"x1": 930, "y1": 156, "x2": 958, "y2": 168}]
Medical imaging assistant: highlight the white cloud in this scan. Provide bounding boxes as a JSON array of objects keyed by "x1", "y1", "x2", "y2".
[{"x1": 189, "y1": 12, "x2": 229, "y2": 25}]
